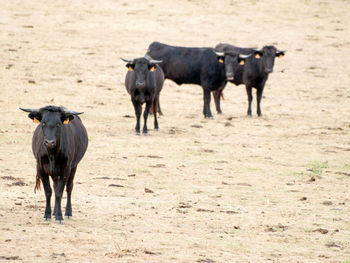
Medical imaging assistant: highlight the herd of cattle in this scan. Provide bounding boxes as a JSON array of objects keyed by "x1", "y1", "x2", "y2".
[
  {"x1": 123, "y1": 41, "x2": 285, "y2": 134},
  {"x1": 20, "y1": 41, "x2": 285, "y2": 223}
]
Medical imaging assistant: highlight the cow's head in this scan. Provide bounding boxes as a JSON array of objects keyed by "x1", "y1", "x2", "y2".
[
  {"x1": 121, "y1": 56, "x2": 162, "y2": 103},
  {"x1": 214, "y1": 50, "x2": 250, "y2": 81},
  {"x1": 20, "y1": 106, "x2": 83, "y2": 150},
  {"x1": 253, "y1": 46, "x2": 285, "y2": 74}
]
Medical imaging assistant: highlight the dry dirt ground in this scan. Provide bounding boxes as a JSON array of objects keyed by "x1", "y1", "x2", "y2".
[{"x1": 1, "y1": 0, "x2": 350, "y2": 262}]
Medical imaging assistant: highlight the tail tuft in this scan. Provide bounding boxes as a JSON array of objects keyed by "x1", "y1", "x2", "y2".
[
  {"x1": 220, "y1": 92, "x2": 225, "y2": 100},
  {"x1": 34, "y1": 174, "x2": 41, "y2": 193}
]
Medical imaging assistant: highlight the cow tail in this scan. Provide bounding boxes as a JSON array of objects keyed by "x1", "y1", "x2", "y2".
[
  {"x1": 221, "y1": 92, "x2": 225, "y2": 100},
  {"x1": 34, "y1": 174, "x2": 41, "y2": 193}
]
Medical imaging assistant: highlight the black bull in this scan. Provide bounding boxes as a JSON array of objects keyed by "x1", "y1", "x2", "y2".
[
  {"x1": 20, "y1": 106, "x2": 88, "y2": 223},
  {"x1": 122, "y1": 56, "x2": 164, "y2": 135},
  {"x1": 147, "y1": 41, "x2": 249, "y2": 118},
  {"x1": 214, "y1": 43, "x2": 285, "y2": 117}
]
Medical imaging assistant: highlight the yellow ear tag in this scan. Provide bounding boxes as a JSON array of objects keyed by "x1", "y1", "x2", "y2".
[
  {"x1": 128, "y1": 66, "x2": 133, "y2": 71},
  {"x1": 255, "y1": 53, "x2": 261, "y2": 59},
  {"x1": 150, "y1": 66, "x2": 155, "y2": 72},
  {"x1": 278, "y1": 53, "x2": 284, "y2": 58},
  {"x1": 33, "y1": 117, "x2": 39, "y2": 123},
  {"x1": 63, "y1": 118, "x2": 70, "y2": 124},
  {"x1": 218, "y1": 58, "x2": 224, "y2": 63},
  {"x1": 239, "y1": 60, "x2": 245, "y2": 65}
]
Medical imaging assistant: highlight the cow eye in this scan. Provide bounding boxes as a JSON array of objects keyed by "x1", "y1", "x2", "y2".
[
  {"x1": 42, "y1": 122, "x2": 46, "y2": 127},
  {"x1": 56, "y1": 123, "x2": 60, "y2": 127}
]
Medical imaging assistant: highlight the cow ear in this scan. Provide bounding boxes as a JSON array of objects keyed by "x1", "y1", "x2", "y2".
[
  {"x1": 254, "y1": 52, "x2": 263, "y2": 59},
  {"x1": 148, "y1": 64, "x2": 156, "y2": 72},
  {"x1": 61, "y1": 114, "x2": 74, "y2": 124},
  {"x1": 238, "y1": 58, "x2": 245, "y2": 65},
  {"x1": 217, "y1": 56, "x2": 224, "y2": 63},
  {"x1": 20, "y1": 108, "x2": 42, "y2": 123},
  {"x1": 126, "y1": 63, "x2": 135, "y2": 71},
  {"x1": 276, "y1": 51, "x2": 285, "y2": 58},
  {"x1": 28, "y1": 112, "x2": 41, "y2": 123}
]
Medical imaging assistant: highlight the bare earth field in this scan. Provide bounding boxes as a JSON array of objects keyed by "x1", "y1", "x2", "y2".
[{"x1": 1, "y1": 0, "x2": 350, "y2": 262}]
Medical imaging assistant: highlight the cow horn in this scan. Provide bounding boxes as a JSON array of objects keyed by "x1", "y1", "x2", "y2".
[
  {"x1": 149, "y1": 59, "x2": 162, "y2": 64},
  {"x1": 277, "y1": 50, "x2": 286, "y2": 53},
  {"x1": 120, "y1": 58, "x2": 132, "y2": 63},
  {"x1": 20, "y1": 108, "x2": 38, "y2": 113},
  {"x1": 239, "y1": 54, "x2": 251, "y2": 59},
  {"x1": 224, "y1": 50, "x2": 239, "y2": 56},
  {"x1": 213, "y1": 50, "x2": 225, "y2": 56},
  {"x1": 64, "y1": 110, "x2": 84, "y2": 115},
  {"x1": 253, "y1": 48, "x2": 262, "y2": 52},
  {"x1": 144, "y1": 54, "x2": 162, "y2": 64}
]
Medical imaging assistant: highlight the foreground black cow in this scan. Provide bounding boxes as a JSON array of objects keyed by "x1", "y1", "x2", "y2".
[
  {"x1": 122, "y1": 56, "x2": 164, "y2": 135},
  {"x1": 20, "y1": 106, "x2": 88, "y2": 223},
  {"x1": 214, "y1": 43, "x2": 285, "y2": 117},
  {"x1": 147, "y1": 41, "x2": 249, "y2": 118}
]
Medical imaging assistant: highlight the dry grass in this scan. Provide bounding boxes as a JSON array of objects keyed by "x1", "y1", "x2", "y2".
[{"x1": 1, "y1": 0, "x2": 350, "y2": 262}]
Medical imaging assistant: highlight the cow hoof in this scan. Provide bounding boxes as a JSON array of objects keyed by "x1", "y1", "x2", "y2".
[
  {"x1": 135, "y1": 132, "x2": 140, "y2": 136},
  {"x1": 154, "y1": 128, "x2": 159, "y2": 131},
  {"x1": 65, "y1": 216, "x2": 72, "y2": 219},
  {"x1": 56, "y1": 219, "x2": 64, "y2": 224},
  {"x1": 143, "y1": 133, "x2": 148, "y2": 136},
  {"x1": 43, "y1": 217, "x2": 51, "y2": 222},
  {"x1": 247, "y1": 114, "x2": 252, "y2": 118}
]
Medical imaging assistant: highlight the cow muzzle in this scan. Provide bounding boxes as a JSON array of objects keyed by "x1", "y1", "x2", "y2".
[
  {"x1": 226, "y1": 75, "x2": 234, "y2": 81},
  {"x1": 136, "y1": 81, "x2": 146, "y2": 88},
  {"x1": 265, "y1": 68, "x2": 273, "y2": 73},
  {"x1": 44, "y1": 139, "x2": 56, "y2": 149}
]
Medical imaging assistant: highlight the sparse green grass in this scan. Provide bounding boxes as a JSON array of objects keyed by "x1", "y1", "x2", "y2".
[
  {"x1": 307, "y1": 160, "x2": 328, "y2": 176},
  {"x1": 341, "y1": 260, "x2": 350, "y2": 263},
  {"x1": 285, "y1": 171, "x2": 305, "y2": 177},
  {"x1": 303, "y1": 227, "x2": 314, "y2": 233},
  {"x1": 131, "y1": 168, "x2": 151, "y2": 175}
]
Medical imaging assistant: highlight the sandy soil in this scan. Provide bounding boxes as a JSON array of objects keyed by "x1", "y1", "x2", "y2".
[{"x1": 1, "y1": 0, "x2": 350, "y2": 262}]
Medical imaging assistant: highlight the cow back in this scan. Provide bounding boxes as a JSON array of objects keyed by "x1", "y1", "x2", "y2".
[{"x1": 148, "y1": 42, "x2": 224, "y2": 86}]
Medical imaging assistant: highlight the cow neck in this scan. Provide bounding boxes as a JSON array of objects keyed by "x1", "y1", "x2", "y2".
[
  {"x1": 45, "y1": 129, "x2": 65, "y2": 176},
  {"x1": 45, "y1": 143, "x2": 59, "y2": 176},
  {"x1": 249, "y1": 58, "x2": 266, "y2": 79}
]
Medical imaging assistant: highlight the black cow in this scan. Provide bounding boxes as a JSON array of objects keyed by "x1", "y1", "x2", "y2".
[
  {"x1": 214, "y1": 43, "x2": 285, "y2": 117},
  {"x1": 147, "y1": 41, "x2": 249, "y2": 118},
  {"x1": 20, "y1": 106, "x2": 88, "y2": 223},
  {"x1": 122, "y1": 56, "x2": 164, "y2": 135}
]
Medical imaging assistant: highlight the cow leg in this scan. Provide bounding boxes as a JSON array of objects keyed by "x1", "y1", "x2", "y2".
[
  {"x1": 157, "y1": 97, "x2": 163, "y2": 116},
  {"x1": 256, "y1": 86, "x2": 264, "y2": 117},
  {"x1": 256, "y1": 80, "x2": 266, "y2": 117},
  {"x1": 203, "y1": 88, "x2": 213, "y2": 119},
  {"x1": 143, "y1": 102, "x2": 151, "y2": 135},
  {"x1": 245, "y1": 86, "x2": 253, "y2": 117},
  {"x1": 65, "y1": 166, "x2": 77, "y2": 219},
  {"x1": 213, "y1": 83, "x2": 226, "y2": 114},
  {"x1": 152, "y1": 99, "x2": 159, "y2": 130},
  {"x1": 53, "y1": 172, "x2": 68, "y2": 224},
  {"x1": 132, "y1": 99, "x2": 142, "y2": 135},
  {"x1": 40, "y1": 172, "x2": 52, "y2": 221}
]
